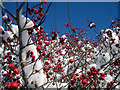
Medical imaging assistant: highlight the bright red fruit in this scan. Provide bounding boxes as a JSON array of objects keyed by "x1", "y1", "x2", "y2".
[
  {"x1": 14, "y1": 68, "x2": 19, "y2": 74},
  {"x1": 35, "y1": 83, "x2": 37, "y2": 88},
  {"x1": 97, "y1": 79, "x2": 100, "y2": 83},
  {"x1": 8, "y1": 63, "x2": 15, "y2": 69},
  {"x1": 101, "y1": 76, "x2": 105, "y2": 80},
  {"x1": 37, "y1": 46, "x2": 41, "y2": 50},
  {"x1": 2, "y1": 56, "x2": 6, "y2": 59},
  {"x1": 34, "y1": 18, "x2": 38, "y2": 22},
  {"x1": 7, "y1": 43, "x2": 10, "y2": 47},
  {"x1": 45, "y1": 42, "x2": 49, "y2": 46},
  {"x1": 16, "y1": 76, "x2": 21, "y2": 79},
  {"x1": 52, "y1": 82, "x2": 55, "y2": 85},
  {"x1": 39, "y1": 12, "x2": 43, "y2": 16},
  {"x1": 92, "y1": 66, "x2": 95, "y2": 69},
  {"x1": 11, "y1": 82, "x2": 18, "y2": 88},
  {"x1": 82, "y1": 79, "x2": 87, "y2": 84},
  {"x1": 7, "y1": 83, "x2": 11, "y2": 88},
  {"x1": 8, "y1": 18, "x2": 11, "y2": 21},
  {"x1": 69, "y1": 59, "x2": 74, "y2": 63},
  {"x1": 39, "y1": 6, "x2": 43, "y2": 10},
  {"x1": 38, "y1": 40, "x2": 42, "y2": 44},
  {"x1": 45, "y1": 61, "x2": 49, "y2": 65},
  {"x1": 49, "y1": 65, "x2": 52, "y2": 68},
  {"x1": 34, "y1": 10, "x2": 38, "y2": 14}
]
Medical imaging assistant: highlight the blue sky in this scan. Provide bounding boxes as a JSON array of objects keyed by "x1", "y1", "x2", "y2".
[{"x1": 0, "y1": 2, "x2": 119, "y2": 41}]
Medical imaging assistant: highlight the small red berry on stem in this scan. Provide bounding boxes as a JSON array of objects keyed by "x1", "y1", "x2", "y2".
[
  {"x1": 35, "y1": 83, "x2": 38, "y2": 88},
  {"x1": 39, "y1": 6, "x2": 43, "y2": 10},
  {"x1": 11, "y1": 82, "x2": 18, "y2": 88},
  {"x1": 14, "y1": 68, "x2": 19, "y2": 74},
  {"x1": 8, "y1": 63, "x2": 15, "y2": 69},
  {"x1": 7, "y1": 83, "x2": 11, "y2": 89},
  {"x1": 37, "y1": 16, "x2": 41, "y2": 20},
  {"x1": 52, "y1": 82, "x2": 55, "y2": 85},
  {"x1": 34, "y1": 18, "x2": 38, "y2": 22},
  {"x1": 34, "y1": 10, "x2": 38, "y2": 14},
  {"x1": 37, "y1": 46, "x2": 41, "y2": 50},
  {"x1": 82, "y1": 79, "x2": 87, "y2": 84},
  {"x1": 69, "y1": 59, "x2": 74, "y2": 63}
]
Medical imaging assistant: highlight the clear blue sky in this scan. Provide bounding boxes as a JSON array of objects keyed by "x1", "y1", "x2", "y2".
[{"x1": 1, "y1": 2, "x2": 118, "y2": 41}]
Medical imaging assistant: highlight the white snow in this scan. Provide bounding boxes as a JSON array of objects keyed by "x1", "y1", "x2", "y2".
[
  {"x1": 105, "y1": 74, "x2": 112, "y2": 83},
  {"x1": 0, "y1": 47, "x2": 3, "y2": 54},
  {"x1": 2, "y1": 13, "x2": 8, "y2": 20}
]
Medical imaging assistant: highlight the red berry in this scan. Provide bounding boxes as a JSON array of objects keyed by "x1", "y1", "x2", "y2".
[
  {"x1": 74, "y1": 76, "x2": 77, "y2": 80},
  {"x1": 31, "y1": 55, "x2": 35, "y2": 58},
  {"x1": 49, "y1": 65, "x2": 52, "y2": 68},
  {"x1": 14, "y1": 68, "x2": 19, "y2": 74},
  {"x1": 40, "y1": 26, "x2": 43, "y2": 29},
  {"x1": 38, "y1": 40, "x2": 42, "y2": 45},
  {"x1": 37, "y1": 16, "x2": 41, "y2": 20},
  {"x1": 51, "y1": 30, "x2": 55, "y2": 34},
  {"x1": 97, "y1": 72, "x2": 100, "y2": 75},
  {"x1": 101, "y1": 73, "x2": 104, "y2": 76},
  {"x1": 49, "y1": 72, "x2": 53, "y2": 75},
  {"x1": 11, "y1": 82, "x2": 18, "y2": 88},
  {"x1": 7, "y1": 83, "x2": 11, "y2": 89},
  {"x1": 34, "y1": 18, "x2": 38, "y2": 22},
  {"x1": 89, "y1": 76, "x2": 92, "y2": 79},
  {"x1": 95, "y1": 69, "x2": 97, "y2": 72},
  {"x1": 8, "y1": 63, "x2": 15, "y2": 69},
  {"x1": 91, "y1": 68, "x2": 93, "y2": 71},
  {"x1": 74, "y1": 37, "x2": 79, "y2": 41},
  {"x1": 9, "y1": 74, "x2": 13, "y2": 78},
  {"x1": 104, "y1": 72, "x2": 107, "y2": 75},
  {"x1": 45, "y1": 42, "x2": 49, "y2": 46},
  {"x1": 7, "y1": 52, "x2": 10, "y2": 55},
  {"x1": 37, "y1": 46, "x2": 41, "y2": 50},
  {"x1": 82, "y1": 79, "x2": 87, "y2": 84},
  {"x1": 35, "y1": 70, "x2": 39, "y2": 72},
  {"x1": 52, "y1": 82, "x2": 55, "y2": 85},
  {"x1": 35, "y1": 83, "x2": 37, "y2": 88},
  {"x1": 16, "y1": 76, "x2": 21, "y2": 79},
  {"x1": 101, "y1": 76, "x2": 105, "y2": 80},
  {"x1": 40, "y1": 29, "x2": 43, "y2": 32},
  {"x1": 8, "y1": 18, "x2": 11, "y2": 21},
  {"x1": 69, "y1": 59, "x2": 73, "y2": 63},
  {"x1": 59, "y1": 63, "x2": 62, "y2": 65},
  {"x1": 45, "y1": 61, "x2": 49, "y2": 65},
  {"x1": 54, "y1": 69, "x2": 57, "y2": 72},
  {"x1": 92, "y1": 66, "x2": 95, "y2": 69},
  {"x1": 7, "y1": 43, "x2": 10, "y2": 47},
  {"x1": 87, "y1": 71, "x2": 90, "y2": 74},
  {"x1": 3, "y1": 56, "x2": 6, "y2": 59},
  {"x1": 97, "y1": 79, "x2": 100, "y2": 83},
  {"x1": 39, "y1": 12, "x2": 43, "y2": 16},
  {"x1": 34, "y1": 10, "x2": 38, "y2": 14},
  {"x1": 39, "y1": 6, "x2": 43, "y2": 10}
]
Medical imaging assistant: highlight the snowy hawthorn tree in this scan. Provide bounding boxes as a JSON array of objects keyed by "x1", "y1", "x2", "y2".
[{"x1": 0, "y1": 1, "x2": 120, "y2": 90}]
